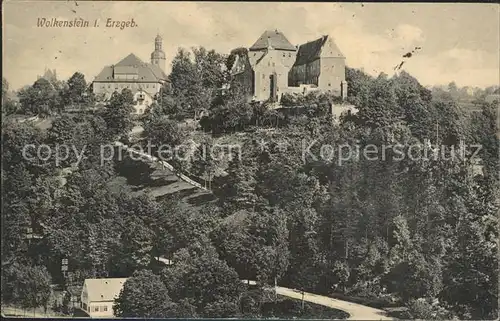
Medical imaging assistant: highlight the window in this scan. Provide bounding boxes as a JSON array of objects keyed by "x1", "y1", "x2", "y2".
[
  {"x1": 282, "y1": 53, "x2": 285, "y2": 57},
  {"x1": 93, "y1": 306, "x2": 99, "y2": 312},
  {"x1": 108, "y1": 84, "x2": 111, "y2": 89},
  {"x1": 103, "y1": 306, "x2": 108, "y2": 312},
  {"x1": 328, "y1": 83, "x2": 331, "y2": 87},
  {"x1": 288, "y1": 53, "x2": 291, "y2": 57}
]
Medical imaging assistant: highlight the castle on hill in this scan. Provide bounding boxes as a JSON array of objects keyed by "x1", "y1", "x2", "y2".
[
  {"x1": 230, "y1": 29, "x2": 348, "y2": 102},
  {"x1": 90, "y1": 30, "x2": 349, "y2": 115}
]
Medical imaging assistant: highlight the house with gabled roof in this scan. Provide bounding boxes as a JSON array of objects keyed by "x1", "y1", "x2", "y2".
[
  {"x1": 92, "y1": 35, "x2": 169, "y2": 114},
  {"x1": 246, "y1": 30, "x2": 298, "y2": 102},
  {"x1": 80, "y1": 278, "x2": 127, "y2": 318},
  {"x1": 289, "y1": 35, "x2": 347, "y2": 96},
  {"x1": 230, "y1": 30, "x2": 348, "y2": 102}
]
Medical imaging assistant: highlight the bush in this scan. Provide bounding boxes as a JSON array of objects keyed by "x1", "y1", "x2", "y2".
[{"x1": 404, "y1": 298, "x2": 454, "y2": 320}]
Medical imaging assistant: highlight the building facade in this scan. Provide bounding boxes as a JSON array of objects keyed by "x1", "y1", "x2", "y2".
[
  {"x1": 289, "y1": 35, "x2": 346, "y2": 95},
  {"x1": 92, "y1": 35, "x2": 169, "y2": 114},
  {"x1": 80, "y1": 278, "x2": 127, "y2": 318},
  {"x1": 230, "y1": 30, "x2": 347, "y2": 102},
  {"x1": 247, "y1": 30, "x2": 297, "y2": 102}
]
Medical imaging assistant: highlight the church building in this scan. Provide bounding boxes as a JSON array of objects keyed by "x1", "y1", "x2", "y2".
[{"x1": 92, "y1": 35, "x2": 169, "y2": 114}]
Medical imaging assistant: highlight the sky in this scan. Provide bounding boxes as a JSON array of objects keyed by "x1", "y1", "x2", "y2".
[{"x1": 3, "y1": 1, "x2": 499, "y2": 90}]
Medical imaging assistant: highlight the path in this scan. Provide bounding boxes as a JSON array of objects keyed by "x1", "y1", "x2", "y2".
[
  {"x1": 276, "y1": 286, "x2": 393, "y2": 320},
  {"x1": 114, "y1": 141, "x2": 209, "y2": 192}
]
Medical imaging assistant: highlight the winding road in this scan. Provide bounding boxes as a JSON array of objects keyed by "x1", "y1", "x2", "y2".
[
  {"x1": 241, "y1": 280, "x2": 393, "y2": 320},
  {"x1": 275, "y1": 286, "x2": 393, "y2": 320}
]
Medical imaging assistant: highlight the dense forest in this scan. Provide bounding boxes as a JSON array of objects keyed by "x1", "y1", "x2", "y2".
[{"x1": 1, "y1": 46, "x2": 498, "y2": 320}]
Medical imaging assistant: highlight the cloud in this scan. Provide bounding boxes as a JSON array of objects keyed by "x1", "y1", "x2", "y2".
[{"x1": 392, "y1": 24, "x2": 424, "y2": 47}]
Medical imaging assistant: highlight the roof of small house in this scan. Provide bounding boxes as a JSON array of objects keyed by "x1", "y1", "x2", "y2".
[
  {"x1": 82, "y1": 278, "x2": 127, "y2": 302},
  {"x1": 250, "y1": 30, "x2": 296, "y2": 51},
  {"x1": 94, "y1": 53, "x2": 168, "y2": 83},
  {"x1": 294, "y1": 35, "x2": 344, "y2": 66}
]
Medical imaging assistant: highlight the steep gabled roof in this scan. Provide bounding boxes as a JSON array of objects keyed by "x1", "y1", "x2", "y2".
[
  {"x1": 250, "y1": 30, "x2": 296, "y2": 51},
  {"x1": 83, "y1": 278, "x2": 127, "y2": 302},
  {"x1": 94, "y1": 66, "x2": 114, "y2": 82},
  {"x1": 294, "y1": 35, "x2": 344, "y2": 66},
  {"x1": 116, "y1": 53, "x2": 144, "y2": 67},
  {"x1": 149, "y1": 63, "x2": 168, "y2": 80},
  {"x1": 93, "y1": 53, "x2": 168, "y2": 83}
]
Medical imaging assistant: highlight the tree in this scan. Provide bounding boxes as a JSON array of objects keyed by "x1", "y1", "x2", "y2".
[
  {"x1": 213, "y1": 208, "x2": 289, "y2": 284},
  {"x1": 2, "y1": 77, "x2": 18, "y2": 115},
  {"x1": 440, "y1": 213, "x2": 498, "y2": 319},
  {"x1": 101, "y1": 89, "x2": 134, "y2": 140},
  {"x1": 208, "y1": 84, "x2": 254, "y2": 133},
  {"x1": 157, "y1": 198, "x2": 220, "y2": 258},
  {"x1": 18, "y1": 78, "x2": 60, "y2": 116},
  {"x1": 191, "y1": 136, "x2": 221, "y2": 189},
  {"x1": 216, "y1": 156, "x2": 258, "y2": 212},
  {"x1": 114, "y1": 270, "x2": 176, "y2": 318},
  {"x1": 168, "y1": 48, "x2": 204, "y2": 119},
  {"x1": 356, "y1": 73, "x2": 404, "y2": 129},
  {"x1": 2, "y1": 264, "x2": 52, "y2": 314},
  {"x1": 144, "y1": 117, "x2": 190, "y2": 148},
  {"x1": 62, "y1": 72, "x2": 94, "y2": 109},
  {"x1": 162, "y1": 239, "x2": 245, "y2": 317},
  {"x1": 168, "y1": 47, "x2": 227, "y2": 119},
  {"x1": 345, "y1": 67, "x2": 374, "y2": 107},
  {"x1": 393, "y1": 71, "x2": 433, "y2": 140},
  {"x1": 110, "y1": 216, "x2": 154, "y2": 277}
]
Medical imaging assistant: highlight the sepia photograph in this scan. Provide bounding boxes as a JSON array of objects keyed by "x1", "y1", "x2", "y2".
[{"x1": 1, "y1": 1, "x2": 499, "y2": 320}]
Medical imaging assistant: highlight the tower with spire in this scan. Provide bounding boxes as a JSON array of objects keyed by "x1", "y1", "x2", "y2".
[{"x1": 150, "y1": 34, "x2": 166, "y2": 72}]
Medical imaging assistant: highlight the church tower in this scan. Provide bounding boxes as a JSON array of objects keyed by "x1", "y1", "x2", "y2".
[{"x1": 150, "y1": 34, "x2": 166, "y2": 71}]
